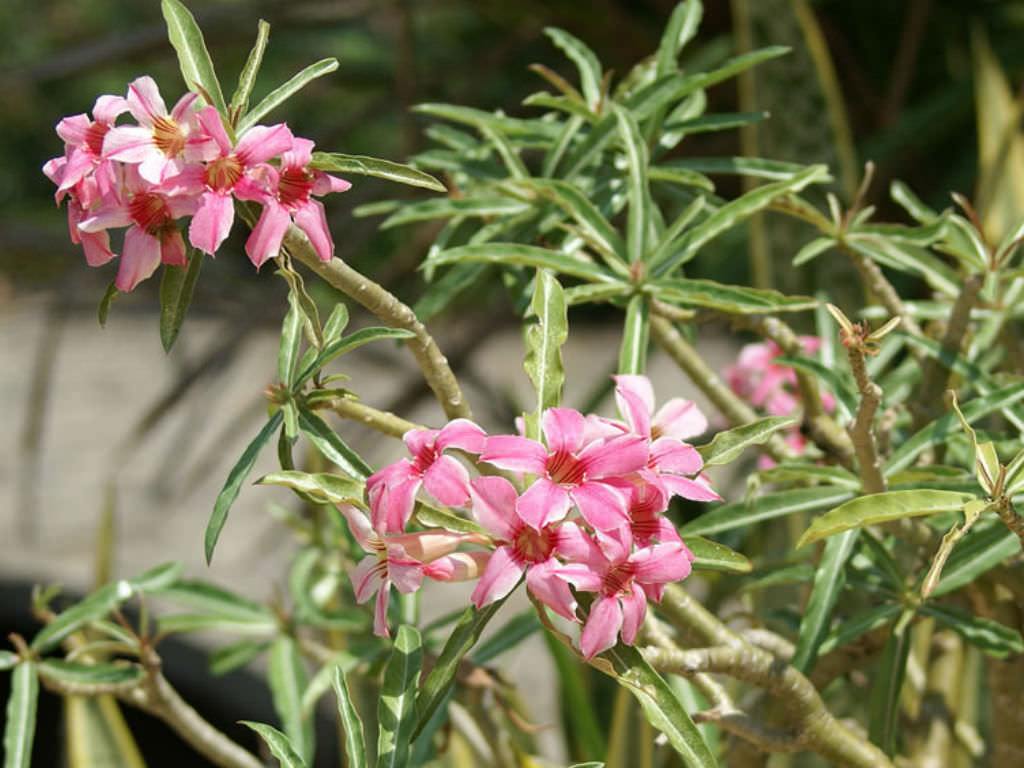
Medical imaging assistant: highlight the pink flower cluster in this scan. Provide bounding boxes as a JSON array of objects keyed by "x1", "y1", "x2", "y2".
[
  {"x1": 342, "y1": 375, "x2": 720, "y2": 659},
  {"x1": 43, "y1": 76, "x2": 351, "y2": 291},
  {"x1": 724, "y1": 337, "x2": 834, "y2": 465}
]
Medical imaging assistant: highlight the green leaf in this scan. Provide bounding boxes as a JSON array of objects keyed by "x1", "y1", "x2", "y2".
[
  {"x1": 237, "y1": 58, "x2": 338, "y2": 134},
  {"x1": 310, "y1": 152, "x2": 446, "y2": 192},
  {"x1": 97, "y1": 281, "x2": 118, "y2": 327},
  {"x1": 269, "y1": 636, "x2": 314, "y2": 765},
  {"x1": 844, "y1": 237, "x2": 960, "y2": 298},
  {"x1": 210, "y1": 639, "x2": 272, "y2": 676},
  {"x1": 301, "y1": 651, "x2": 361, "y2": 717},
  {"x1": 921, "y1": 499, "x2": 986, "y2": 599},
  {"x1": 131, "y1": 561, "x2": 186, "y2": 592},
  {"x1": 618, "y1": 295, "x2": 649, "y2": 375},
  {"x1": 432, "y1": 243, "x2": 619, "y2": 284},
  {"x1": 797, "y1": 490, "x2": 978, "y2": 548},
  {"x1": 161, "y1": 0, "x2": 227, "y2": 114},
  {"x1": 229, "y1": 19, "x2": 270, "y2": 121},
  {"x1": 412, "y1": 602, "x2": 504, "y2": 741},
  {"x1": 155, "y1": 580, "x2": 275, "y2": 625},
  {"x1": 294, "y1": 327, "x2": 414, "y2": 388},
  {"x1": 683, "y1": 536, "x2": 752, "y2": 573},
  {"x1": 413, "y1": 103, "x2": 563, "y2": 141},
  {"x1": 415, "y1": 262, "x2": 489, "y2": 321},
  {"x1": 817, "y1": 603, "x2": 902, "y2": 656},
  {"x1": 378, "y1": 625, "x2": 423, "y2": 768},
  {"x1": 30, "y1": 583, "x2": 123, "y2": 653},
  {"x1": 647, "y1": 165, "x2": 715, "y2": 192},
  {"x1": 296, "y1": 408, "x2": 373, "y2": 479},
  {"x1": 258, "y1": 470, "x2": 364, "y2": 505},
  {"x1": 885, "y1": 384, "x2": 1024, "y2": 475},
  {"x1": 544, "y1": 27, "x2": 603, "y2": 110},
  {"x1": 37, "y1": 660, "x2": 143, "y2": 687},
  {"x1": 157, "y1": 249, "x2": 202, "y2": 353},
  {"x1": 680, "y1": 487, "x2": 855, "y2": 537},
  {"x1": 0, "y1": 652, "x2": 17, "y2": 672},
  {"x1": 3, "y1": 662, "x2": 37, "y2": 768},
  {"x1": 278, "y1": 292, "x2": 303, "y2": 388},
  {"x1": 523, "y1": 270, "x2": 568, "y2": 433},
  {"x1": 471, "y1": 611, "x2": 542, "y2": 663},
  {"x1": 868, "y1": 610, "x2": 914, "y2": 755},
  {"x1": 931, "y1": 522, "x2": 1021, "y2": 597},
  {"x1": 612, "y1": 104, "x2": 649, "y2": 263},
  {"x1": 650, "y1": 164, "x2": 829, "y2": 275},
  {"x1": 414, "y1": 501, "x2": 485, "y2": 535},
  {"x1": 480, "y1": 122, "x2": 529, "y2": 179},
  {"x1": 512, "y1": 178, "x2": 628, "y2": 268},
  {"x1": 891, "y1": 180, "x2": 939, "y2": 223},
  {"x1": 657, "y1": 0, "x2": 702, "y2": 75},
  {"x1": 920, "y1": 603, "x2": 1024, "y2": 658},
  {"x1": 564, "y1": 282, "x2": 633, "y2": 306},
  {"x1": 792, "y1": 236, "x2": 835, "y2": 267},
  {"x1": 755, "y1": 462, "x2": 861, "y2": 489},
  {"x1": 696, "y1": 416, "x2": 796, "y2": 468},
  {"x1": 543, "y1": 633, "x2": 606, "y2": 759},
  {"x1": 663, "y1": 111, "x2": 768, "y2": 136},
  {"x1": 333, "y1": 668, "x2": 368, "y2": 768},
  {"x1": 381, "y1": 197, "x2": 529, "y2": 230},
  {"x1": 791, "y1": 530, "x2": 860, "y2": 673},
  {"x1": 659, "y1": 156, "x2": 811, "y2": 181},
  {"x1": 206, "y1": 410, "x2": 283, "y2": 564},
  {"x1": 240, "y1": 721, "x2": 307, "y2": 768},
  {"x1": 652, "y1": 278, "x2": 819, "y2": 315},
  {"x1": 601, "y1": 644, "x2": 717, "y2": 768}
]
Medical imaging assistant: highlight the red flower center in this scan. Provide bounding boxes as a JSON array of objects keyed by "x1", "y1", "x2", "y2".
[
  {"x1": 603, "y1": 562, "x2": 636, "y2": 596},
  {"x1": 204, "y1": 156, "x2": 243, "y2": 191},
  {"x1": 128, "y1": 192, "x2": 173, "y2": 236},
  {"x1": 546, "y1": 449, "x2": 585, "y2": 486},
  {"x1": 151, "y1": 116, "x2": 186, "y2": 158},
  {"x1": 85, "y1": 122, "x2": 110, "y2": 156},
  {"x1": 513, "y1": 526, "x2": 554, "y2": 564},
  {"x1": 278, "y1": 167, "x2": 314, "y2": 207}
]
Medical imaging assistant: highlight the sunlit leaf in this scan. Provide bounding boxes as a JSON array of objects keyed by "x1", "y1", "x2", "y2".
[
  {"x1": 523, "y1": 270, "x2": 568, "y2": 436},
  {"x1": 381, "y1": 197, "x2": 529, "y2": 230},
  {"x1": 37, "y1": 660, "x2": 143, "y2": 687},
  {"x1": 310, "y1": 152, "x2": 446, "y2": 192},
  {"x1": 378, "y1": 625, "x2": 423, "y2": 768},
  {"x1": 683, "y1": 536, "x2": 752, "y2": 573},
  {"x1": 270, "y1": 636, "x2": 314, "y2": 765},
  {"x1": 333, "y1": 668, "x2": 368, "y2": 768},
  {"x1": 545, "y1": 27, "x2": 603, "y2": 110},
  {"x1": 3, "y1": 662, "x2": 37, "y2": 768},
  {"x1": 229, "y1": 19, "x2": 270, "y2": 121},
  {"x1": 161, "y1": 0, "x2": 226, "y2": 114},
  {"x1": 237, "y1": 58, "x2": 338, "y2": 134},
  {"x1": 681, "y1": 487, "x2": 855, "y2": 537},
  {"x1": 796, "y1": 490, "x2": 978, "y2": 548},
  {"x1": 431, "y1": 243, "x2": 620, "y2": 283},
  {"x1": 257, "y1": 470, "x2": 363, "y2": 505},
  {"x1": 240, "y1": 721, "x2": 307, "y2": 768},
  {"x1": 696, "y1": 416, "x2": 796, "y2": 468}
]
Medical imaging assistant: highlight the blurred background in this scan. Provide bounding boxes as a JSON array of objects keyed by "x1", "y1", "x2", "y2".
[{"x1": 3, "y1": 0, "x2": 1024, "y2": 764}]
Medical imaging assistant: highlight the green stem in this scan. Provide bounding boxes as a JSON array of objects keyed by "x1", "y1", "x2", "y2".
[{"x1": 282, "y1": 225, "x2": 472, "y2": 421}]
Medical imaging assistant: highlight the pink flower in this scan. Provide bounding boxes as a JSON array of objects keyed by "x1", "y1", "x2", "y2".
[
  {"x1": 48, "y1": 94, "x2": 128, "y2": 207},
  {"x1": 481, "y1": 407, "x2": 648, "y2": 531},
  {"x1": 103, "y1": 76, "x2": 215, "y2": 184},
  {"x1": 467, "y1": 476, "x2": 589, "y2": 620},
  {"x1": 339, "y1": 504, "x2": 473, "y2": 638},
  {"x1": 367, "y1": 419, "x2": 486, "y2": 534},
  {"x1": 78, "y1": 166, "x2": 198, "y2": 291},
  {"x1": 558, "y1": 526, "x2": 695, "y2": 659},
  {"x1": 183, "y1": 106, "x2": 294, "y2": 255},
  {"x1": 245, "y1": 137, "x2": 351, "y2": 266}
]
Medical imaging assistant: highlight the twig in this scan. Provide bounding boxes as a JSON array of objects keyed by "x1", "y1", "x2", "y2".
[
  {"x1": 282, "y1": 224, "x2": 472, "y2": 421},
  {"x1": 323, "y1": 395, "x2": 425, "y2": 438},
  {"x1": 644, "y1": 645, "x2": 894, "y2": 768}
]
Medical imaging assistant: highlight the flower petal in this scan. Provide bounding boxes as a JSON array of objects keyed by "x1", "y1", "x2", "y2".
[
  {"x1": 468, "y1": 476, "x2": 519, "y2": 541},
  {"x1": 653, "y1": 397, "x2": 707, "y2": 440},
  {"x1": 480, "y1": 435, "x2": 547, "y2": 475},
  {"x1": 470, "y1": 546, "x2": 525, "y2": 608},
  {"x1": 423, "y1": 455, "x2": 471, "y2": 507},
  {"x1": 542, "y1": 408, "x2": 585, "y2": 453},
  {"x1": 517, "y1": 479, "x2": 571, "y2": 530},
  {"x1": 293, "y1": 199, "x2": 334, "y2": 261},
  {"x1": 525, "y1": 559, "x2": 578, "y2": 621},
  {"x1": 245, "y1": 201, "x2": 291, "y2": 267},
  {"x1": 571, "y1": 481, "x2": 628, "y2": 531},
  {"x1": 116, "y1": 226, "x2": 161, "y2": 291},
  {"x1": 189, "y1": 192, "x2": 235, "y2": 255},
  {"x1": 580, "y1": 596, "x2": 622, "y2": 659}
]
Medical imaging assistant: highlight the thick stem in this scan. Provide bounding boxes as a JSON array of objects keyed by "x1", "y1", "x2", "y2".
[
  {"x1": 645, "y1": 646, "x2": 894, "y2": 768},
  {"x1": 323, "y1": 397, "x2": 425, "y2": 438},
  {"x1": 41, "y1": 655, "x2": 262, "y2": 768},
  {"x1": 282, "y1": 225, "x2": 471, "y2": 421},
  {"x1": 649, "y1": 316, "x2": 795, "y2": 463}
]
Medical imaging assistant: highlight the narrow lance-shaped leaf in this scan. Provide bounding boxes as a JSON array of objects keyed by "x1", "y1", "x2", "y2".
[
  {"x1": 412, "y1": 601, "x2": 504, "y2": 741},
  {"x1": 206, "y1": 409, "x2": 283, "y2": 564},
  {"x1": 240, "y1": 721, "x2": 307, "y2": 768},
  {"x1": 158, "y1": 248, "x2": 202, "y2": 352},
  {"x1": 269, "y1": 636, "x2": 315, "y2": 765},
  {"x1": 797, "y1": 490, "x2": 978, "y2": 548},
  {"x1": 868, "y1": 610, "x2": 914, "y2": 756},
  {"x1": 652, "y1": 278, "x2": 819, "y2": 315},
  {"x1": 296, "y1": 407, "x2": 373, "y2": 479},
  {"x1": 0, "y1": 652, "x2": 17, "y2": 672},
  {"x1": 237, "y1": 58, "x2": 338, "y2": 134},
  {"x1": 657, "y1": 0, "x2": 702, "y2": 75},
  {"x1": 333, "y1": 668, "x2": 368, "y2": 768},
  {"x1": 37, "y1": 660, "x2": 144, "y2": 687},
  {"x1": 229, "y1": 19, "x2": 270, "y2": 121},
  {"x1": 651, "y1": 164, "x2": 830, "y2": 276},
  {"x1": 161, "y1": 0, "x2": 227, "y2": 114},
  {"x1": 378, "y1": 626, "x2": 423, "y2": 768},
  {"x1": 430, "y1": 243, "x2": 620, "y2": 284},
  {"x1": 258, "y1": 470, "x2": 364, "y2": 505},
  {"x1": 697, "y1": 416, "x2": 796, "y2": 468},
  {"x1": 790, "y1": 529, "x2": 860, "y2": 673},
  {"x1": 523, "y1": 270, "x2": 567, "y2": 439},
  {"x1": 278, "y1": 292, "x2": 302, "y2": 388},
  {"x1": 683, "y1": 536, "x2": 753, "y2": 573},
  {"x1": 919, "y1": 602, "x2": 1024, "y2": 658},
  {"x1": 544, "y1": 27, "x2": 603, "y2": 110},
  {"x1": 681, "y1": 487, "x2": 855, "y2": 537},
  {"x1": 310, "y1": 152, "x2": 446, "y2": 192},
  {"x1": 612, "y1": 103, "x2": 649, "y2": 264},
  {"x1": 294, "y1": 327, "x2": 415, "y2": 387},
  {"x1": 602, "y1": 644, "x2": 718, "y2": 768},
  {"x1": 931, "y1": 522, "x2": 1021, "y2": 597},
  {"x1": 3, "y1": 662, "x2": 37, "y2": 768},
  {"x1": 618, "y1": 294, "x2": 649, "y2": 375},
  {"x1": 921, "y1": 499, "x2": 987, "y2": 599}
]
